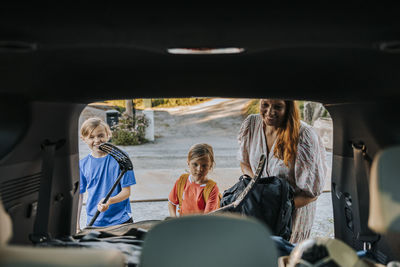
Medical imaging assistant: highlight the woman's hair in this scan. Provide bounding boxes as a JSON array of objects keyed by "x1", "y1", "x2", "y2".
[
  {"x1": 273, "y1": 100, "x2": 300, "y2": 167},
  {"x1": 187, "y1": 143, "x2": 215, "y2": 169},
  {"x1": 80, "y1": 117, "x2": 112, "y2": 139}
]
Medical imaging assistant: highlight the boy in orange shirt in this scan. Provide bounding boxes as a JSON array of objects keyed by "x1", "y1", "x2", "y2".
[{"x1": 168, "y1": 143, "x2": 220, "y2": 216}]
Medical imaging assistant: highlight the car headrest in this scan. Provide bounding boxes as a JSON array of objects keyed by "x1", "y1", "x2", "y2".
[
  {"x1": 0, "y1": 197, "x2": 12, "y2": 246},
  {"x1": 368, "y1": 145, "x2": 400, "y2": 233},
  {"x1": 140, "y1": 214, "x2": 278, "y2": 267}
]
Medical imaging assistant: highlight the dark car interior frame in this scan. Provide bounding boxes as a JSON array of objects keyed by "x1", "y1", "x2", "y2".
[{"x1": 0, "y1": 5, "x2": 399, "y2": 262}]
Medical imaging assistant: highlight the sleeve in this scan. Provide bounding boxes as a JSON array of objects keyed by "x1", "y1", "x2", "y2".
[
  {"x1": 237, "y1": 114, "x2": 253, "y2": 164},
  {"x1": 168, "y1": 179, "x2": 179, "y2": 206},
  {"x1": 204, "y1": 185, "x2": 220, "y2": 213},
  {"x1": 294, "y1": 125, "x2": 328, "y2": 197},
  {"x1": 121, "y1": 169, "x2": 136, "y2": 188},
  {"x1": 79, "y1": 165, "x2": 87, "y2": 194}
]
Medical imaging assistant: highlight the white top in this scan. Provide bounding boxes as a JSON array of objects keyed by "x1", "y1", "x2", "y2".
[{"x1": 237, "y1": 114, "x2": 328, "y2": 243}]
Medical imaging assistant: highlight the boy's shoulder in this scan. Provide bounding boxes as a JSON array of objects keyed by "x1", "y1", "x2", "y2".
[{"x1": 79, "y1": 154, "x2": 90, "y2": 163}]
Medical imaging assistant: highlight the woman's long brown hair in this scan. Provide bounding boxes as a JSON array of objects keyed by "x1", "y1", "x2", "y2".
[{"x1": 273, "y1": 100, "x2": 300, "y2": 167}]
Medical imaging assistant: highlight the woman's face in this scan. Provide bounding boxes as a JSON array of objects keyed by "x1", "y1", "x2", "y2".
[{"x1": 260, "y1": 99, "x2": 287, "y2": 127}]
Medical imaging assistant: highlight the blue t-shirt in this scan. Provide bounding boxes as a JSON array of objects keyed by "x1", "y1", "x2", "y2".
[{"x1": 80, "y1": 154, "x2": 136, "y2": 227}]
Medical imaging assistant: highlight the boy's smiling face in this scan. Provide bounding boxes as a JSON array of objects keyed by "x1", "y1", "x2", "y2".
[{"x1": 83, "y1": 125, "x2": 110, "y2": 157}]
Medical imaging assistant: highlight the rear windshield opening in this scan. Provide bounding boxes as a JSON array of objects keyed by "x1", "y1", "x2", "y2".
[{"x1": 77, "y1": 98, "x2": 333, "y2": 240}]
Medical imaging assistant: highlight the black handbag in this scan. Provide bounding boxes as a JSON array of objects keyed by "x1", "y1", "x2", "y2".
[{"x1": 220, "y1": 175, "x2": 295, "y2": 241}]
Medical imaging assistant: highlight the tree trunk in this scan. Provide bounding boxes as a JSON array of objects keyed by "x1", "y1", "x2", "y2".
[
  {"x1": 303, "y1": 101, "x2": 325, "y2": 126},
  {"x1": 125, "y1": 100, "x2": 133, "y2": 118}
]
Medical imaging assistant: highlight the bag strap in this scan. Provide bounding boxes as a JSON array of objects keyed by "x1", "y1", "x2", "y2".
[
  {"x1": 352, "y1": 142, "x2": 380, "y2": 251},
  {"x1": 203, "y1": 180, "x2": 216, "y2": 203},
  {"x1": 203, "y1": 179, "x2": 221, "y2": 207},
  {"x1": 177, "y1": 174, "x2": 189, "y2": 212}
]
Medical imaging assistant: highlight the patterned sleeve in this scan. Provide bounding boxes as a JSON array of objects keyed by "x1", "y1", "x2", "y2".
[
  {"x1": 294, "y1": 125, "x2": 327, "y2": 197},
  {"x1": 237, "y1": 114, "x2": 253, "y2": 164},
  {"x1": 204, "y1": 185, "x2": 220, "y2": 213}
]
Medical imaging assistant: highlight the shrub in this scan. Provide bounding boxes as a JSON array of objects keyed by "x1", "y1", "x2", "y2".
[
  {"x1": 111, "y1": 113, "x2": 149, "y2": 146},
  {"x1": 244, "y1": 99, "x2": 260, "y2": 117}
]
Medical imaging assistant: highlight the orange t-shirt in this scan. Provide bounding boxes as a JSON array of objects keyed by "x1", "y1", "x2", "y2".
[{"x1": 169, "y1": 175, "x2": 220, "y2": 215}]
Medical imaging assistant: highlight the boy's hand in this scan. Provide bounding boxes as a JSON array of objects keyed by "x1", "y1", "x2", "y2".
[{"x1": 97, "y1": 198, "x2": 110, "y2": 212}]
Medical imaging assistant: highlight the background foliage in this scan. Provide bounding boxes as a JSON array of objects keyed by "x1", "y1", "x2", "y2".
[
  {"x1": 111, "y1": 113, "x2": 149, "y2": 146},
  {"x1": 105, "y1": 98, "x2": 209, "y2": 111}
]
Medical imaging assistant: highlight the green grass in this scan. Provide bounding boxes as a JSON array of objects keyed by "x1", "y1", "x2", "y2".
[
  {"x1": 104, "y1": 98, "x2": 209, "y2": 110},
  {"x1": 150, "y1": 98, "x2": 209, "y2": 108}
]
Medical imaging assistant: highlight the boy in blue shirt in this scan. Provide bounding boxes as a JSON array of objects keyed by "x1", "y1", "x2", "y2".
[{"x1": 77, "y1": 117, "x2": 136, "y2": 230}]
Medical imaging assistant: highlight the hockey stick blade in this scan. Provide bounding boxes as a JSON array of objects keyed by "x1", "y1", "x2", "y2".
[{"x1": 99, "y1": 142, "x2": 133, "y2": 171}]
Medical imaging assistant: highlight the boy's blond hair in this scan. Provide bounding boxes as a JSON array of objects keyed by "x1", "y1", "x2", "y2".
[
  {"x1": 187, "y1": 143, "x2": 216, "y2": 169},
  {"x1": 80, "y1": 117, "x2": 112, "y2": 139}
]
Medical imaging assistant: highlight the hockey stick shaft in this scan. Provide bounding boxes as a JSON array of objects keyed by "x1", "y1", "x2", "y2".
[{"x1": 87, "y1": 169, "x2": 127, "y2": 226}]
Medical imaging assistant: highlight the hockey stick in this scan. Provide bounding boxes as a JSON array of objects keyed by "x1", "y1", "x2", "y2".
[
  {"x1": 88, "y1": 143, "x2": 133, "y2": 227},
  {"x1": 209, "y1": 154, "x2": 266, "y2": 214}
]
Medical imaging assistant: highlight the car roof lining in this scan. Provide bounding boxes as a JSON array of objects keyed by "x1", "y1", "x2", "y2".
[
  {"x1": 0, "y1": 47, "x2": 399, "y2": 104},
  {"x1": 0, "y1": 6, "x2": 400, "y2": 103}
]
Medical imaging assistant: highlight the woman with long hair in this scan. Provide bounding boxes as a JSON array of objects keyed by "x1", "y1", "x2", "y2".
[{"x1": 238, "y1": 99, "x2": 328, "y2": 243}]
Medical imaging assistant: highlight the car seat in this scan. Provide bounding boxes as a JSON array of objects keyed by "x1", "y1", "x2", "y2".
[
  {"x1": 139, "y1": 214, "x2": 278, "y2": 267},
  {"x1": 0, "y1": 197, "x2": 126, "y2": 267},
  {"x1": 368, "y1": 145, "x2": 400, "y2": 259}
]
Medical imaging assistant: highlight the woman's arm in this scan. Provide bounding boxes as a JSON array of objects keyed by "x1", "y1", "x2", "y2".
[
  {"x1": 168, "y1": 202, "x2": 177, "y2": 217},
  {"x1": 97, "y1": 186, "x2": 131, "y2": 212},
  {"x1": 294, "y1": 194, "x2": 317, "y2": 208},
  {"x1": 292, "y1": 125, "x2": 327, "y2": 209},
  {"x1": 240, "y1": 161, "x2": 255, "y2": 177}
]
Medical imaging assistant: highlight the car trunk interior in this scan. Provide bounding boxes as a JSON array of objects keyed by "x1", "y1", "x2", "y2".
[{"x1": 0, "y1": 4, "x2": 399, "y2": 264}]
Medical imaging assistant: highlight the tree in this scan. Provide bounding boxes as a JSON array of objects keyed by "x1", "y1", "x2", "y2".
[
  {"x1": 303, "y1": 101, "x2": 325, "y2": 126},
  {"x1": 125, "y1": 100, "x2": 133, "y2": 117},
  {"x1": 125, "y1": 99, "x2": 136, "y2": 127}
]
